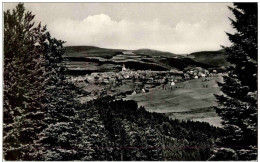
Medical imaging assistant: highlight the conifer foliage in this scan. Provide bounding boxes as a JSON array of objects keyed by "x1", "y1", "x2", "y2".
[
  {"x1": 4, "y1": 4, "x2": 47, "y2": 160},
  {"x1": 213, "y1": 3, "x2": 257, "y2": 160},
  {"x1": 3, "y1": 3, "x2": 85, "y2": 160}
]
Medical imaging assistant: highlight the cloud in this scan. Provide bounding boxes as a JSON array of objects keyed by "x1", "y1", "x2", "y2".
[{"x1": 48, "y1": 13, "x2": 232, "y2": 54}]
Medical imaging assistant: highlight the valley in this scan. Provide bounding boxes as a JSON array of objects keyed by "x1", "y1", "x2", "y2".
[{"x1": 64, "y1": 46, "x2": 228, "y2": 127}]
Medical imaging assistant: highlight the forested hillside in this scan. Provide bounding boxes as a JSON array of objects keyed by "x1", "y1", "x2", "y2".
[
  {"x1": 188, "y1": 50, "x2": 230, "y2": 67},
  {"x1": 83, "y1": 97, "x2": 223, "y2": 160}
]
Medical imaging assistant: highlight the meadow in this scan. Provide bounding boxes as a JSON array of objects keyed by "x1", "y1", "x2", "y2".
[{"x1": 125, "y1": 76, "x2": 223, "y2": 127}]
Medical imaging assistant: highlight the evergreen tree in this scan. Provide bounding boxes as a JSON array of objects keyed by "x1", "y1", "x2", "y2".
[
  {"x1": 213, "y1": 3, "x2": 257, "y2": 160},
  {"x1": 4, "y1": 4, "x2": 47, "y2": 160},
  {"x1": 34, "y1": 16, "x2": 89, "y2": 161},
  {"x1": 4, "y1": 4, "x2": 88, "y2": 160}
]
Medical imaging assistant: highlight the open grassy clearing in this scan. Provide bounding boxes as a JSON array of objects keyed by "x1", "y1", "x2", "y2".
[{"x1": 125, "y1": 76, "x2": 223, "y2": 127}]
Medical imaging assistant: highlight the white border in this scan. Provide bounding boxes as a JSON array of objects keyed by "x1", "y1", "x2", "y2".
[
  {"x1": 1, "y1": 0, "x2": 260, "y2": 2},
  {"x1": 1, "y1": 1, "x2": 259, "y2": 162}
]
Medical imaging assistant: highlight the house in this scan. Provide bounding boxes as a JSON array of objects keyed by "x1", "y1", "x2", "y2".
[
  {"x1": 142, "y1": 88, "x2": 149, "y2": 93},
  {"x1": 123, "y1": 73, "x2": 130, "y2": 79},
  {"x1": 132, "y1": 91, "x2": 137, "y2": 95},
  {"x1": 194, "y1": 75, "x2": 198, "y2": 79},
  {"x1": 103, "y1": 78, "x2": 109, "y2": 83},
  {"x1": 204, "y1": 70, "x2": 209, "y2": 75},
  {"x1": 184, "y1": 74, "x2": 190, "y2": 80},
  {"x1": 170, "y1": 81, "x2": 175, "y2": 86},
  {"x1": 109, "y1": 78, "x2": 116, "y2": 83},
  {"x1": 198, "y1": 72, "x2": 206, "y2": 78},
  {"x1": 86, "y1": 75, "x2": 95, "y2": 83}
]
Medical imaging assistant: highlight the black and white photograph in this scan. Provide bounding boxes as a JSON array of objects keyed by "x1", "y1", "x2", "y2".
[{"x1": 2, "y1": 2, "x2": 258, "y2": 161}]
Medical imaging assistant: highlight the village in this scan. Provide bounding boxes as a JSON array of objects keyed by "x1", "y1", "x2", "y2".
[{"x1": 69, "y1": 63, "x2": 222, "y2": 102}]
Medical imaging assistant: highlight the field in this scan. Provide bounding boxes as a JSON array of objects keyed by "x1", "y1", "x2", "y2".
[
  {"x1": 64, "y1": 46, "x2": 219, "y2": 74},
  {"x1": 125, "y1": 76, "x2": 223, "y2": 127}
]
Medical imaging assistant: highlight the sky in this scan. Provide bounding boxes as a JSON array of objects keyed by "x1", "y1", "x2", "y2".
[{"x1": 4, "y1": 3, "x2": 235, "y2": 54}]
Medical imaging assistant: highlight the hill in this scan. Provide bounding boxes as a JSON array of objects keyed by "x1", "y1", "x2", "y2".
[
  {"x1": 133, "y1": 48, "x2": 179, "y2": 58},
  {"x1": 64, "y1": 46, "x2": 180, "y2": 58},
  {"x1": 82, "y1": 96, "x2": 223, "y2": 160},
  {"x1": 188, "y1": 49, "x2": 230, "y2": 67},
  {"x1": 126, "y1": 76, "x2": 223, "y2": 127},
  {"x1": 159, "y1": 57, "x2": 213, "y2": 70},
  {"x1": 64, "y1": 46, "x2": 234, "y2": 75},
  {"x1": 64, "y1": 46, "x2": 124, "y2": 59}
]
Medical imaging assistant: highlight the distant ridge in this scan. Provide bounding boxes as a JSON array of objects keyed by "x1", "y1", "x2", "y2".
[
  {"x1": 65, "y1": 45, "x2": 124, "y2": 51},
  {"x1": 64, "y1": 46, "x2": 124, "y2": 59},
  {"x1": 133, "y1": 48, "x2": 178, "y2": 57},
  {"x1": 64, "y1": 46, "x2": 230, "y2": 67},
  {"x1": 188, "y1": 49, "x2": 230, "y2": 67}
]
